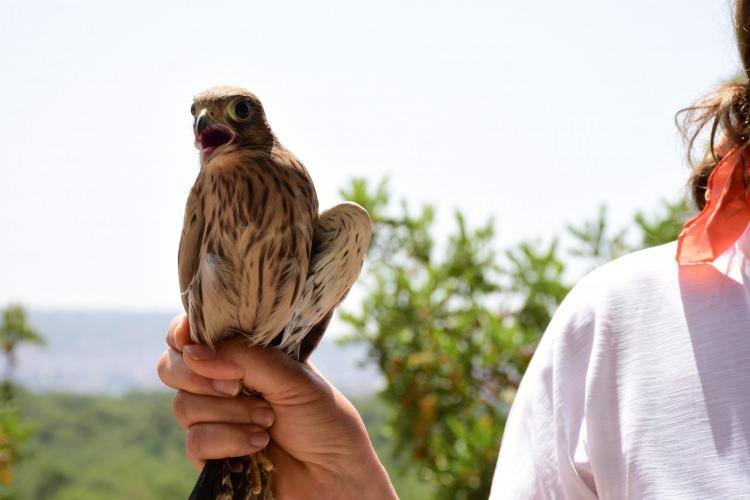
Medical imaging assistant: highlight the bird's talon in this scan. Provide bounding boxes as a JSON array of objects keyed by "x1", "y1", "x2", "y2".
[
  {"x1": 249, "y1": 454, "x2": 262, "y2": 495},
  {"x1": 256, "y1": 450, "x2": 274, "y2": 472}
]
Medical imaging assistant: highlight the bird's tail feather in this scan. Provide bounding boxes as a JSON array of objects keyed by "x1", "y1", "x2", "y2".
[{"x1": 188, "y1": 457, "x2": 273, "y2": 500}]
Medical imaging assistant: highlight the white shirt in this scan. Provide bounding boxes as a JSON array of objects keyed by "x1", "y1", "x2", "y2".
[{"x1": 490, "y1": 231, "x2": 750, "y2": 499}]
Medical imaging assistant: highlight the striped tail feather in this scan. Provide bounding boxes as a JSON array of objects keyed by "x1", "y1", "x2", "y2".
[{"x1": 188, "y1": 457, "x2": 272, "y2": 500}]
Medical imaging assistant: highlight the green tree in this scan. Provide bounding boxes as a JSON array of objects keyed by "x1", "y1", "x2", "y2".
[
  {"x1": 341, "y1": 178, "x2": 692, "y2": 499},
  {"x1": 566, "y1": 205, "x2": 629, "y2": 268},
  {"x1": 632, "y1": 198, "x2": 692, "y2": 249},
  {"x1": 0, "y1": 305, "x2": 44, "y2": 386},
  {"x1": 0, "y1": 304, "x2": 44, "y2": 495},
  {"x1": 0, "y1": 406, "x2": 34, "y2": 490}
]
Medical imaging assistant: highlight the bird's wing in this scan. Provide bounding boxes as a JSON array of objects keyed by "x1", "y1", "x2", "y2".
[
  {"x1": 296, "y1": 311, "x2": 333, "y2": 363},
  {"x1": 178, "y1": 187, "x2": 205, "y2": 312},
  {"x1": 278, "y1": 202, "x2": 372, "y2": 360}
]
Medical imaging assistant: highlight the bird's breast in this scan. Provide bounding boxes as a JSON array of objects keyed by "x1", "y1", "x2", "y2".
[{"x1": 193, "y1": 152, "x2": 318, "y2": 347}]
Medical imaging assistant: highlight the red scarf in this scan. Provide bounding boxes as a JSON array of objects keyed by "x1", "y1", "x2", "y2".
[{"x1": 676, "y1": 146, "x2": 750, "y2": 264}]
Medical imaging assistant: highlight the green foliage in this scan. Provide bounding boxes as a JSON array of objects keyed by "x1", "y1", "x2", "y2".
[
  {"x1": 567, "y1": 199, "x2": 692, "y2": 268},
  {"x1": 633, "y1": 199, "x2": 692, "y2": 249},
  {"x1": 351, "y1": 397, "x2": 437, "y2": 499},
  {"x1": 1, "y1": 391, "x2": 433, "y2": 500},
  {"x1": 0, "y1": 305, "x2": 44, "y2": 495},
  {"x1": 342, "y1": 179, "x2": 559, "y2": 498},
  {"x1": 0, "y1": 305, "x2": 44, "y2": 382},
  {"x1": 566, "y1": 205, "x2": 629, "y2": 267},
  {"x1": 0, "y1": 403, "x2": 34, "y2": 493},
  {"x1": 503, "y1": 240, "x2": 570, "y2": 335},
  {"x1": 3, "y1": 391, "x2": 198, "y2": 500},
  {"x1": 341, "y1": 178, "x2": 692, "y2": 499}
]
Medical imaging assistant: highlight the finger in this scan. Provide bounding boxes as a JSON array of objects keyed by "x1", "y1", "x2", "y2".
[
  {"x1": 185, "y1": 423, "x2": 270, "y2": 461},
  {"x1": 174, "y1": 315, "x2": 193, "y2": 351},
  {"x1": 158, "y1": 348, "x2": 241, "y2": 397},
  {"x1": 188, "y1": 454, "x2": 205, "y2": 471},
  {"x1": 182, "y1": 344, "x2": 247, "y2": 381},
  {"x1": 166, "y1": 314, "x2": 186, "y2": 352},
  {"x1": 172, "y1": 390, "x2": 275, "y2": 429},
  {"x1": 183, "y1": 342, "x2": 315, "y2": 400}
]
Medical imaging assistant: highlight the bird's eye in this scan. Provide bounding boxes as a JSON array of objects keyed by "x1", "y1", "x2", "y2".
[
  {"x1": 190, "y1": 103, "x2": 196, "y2": 116},
  {"x1": 230, "y1": 99, "x2": 252, "y2": 121}
]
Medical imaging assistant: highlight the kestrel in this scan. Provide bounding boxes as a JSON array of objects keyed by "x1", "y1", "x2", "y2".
[{"x1": 178, "y1": 86, "x2": 372, "y2": 499}]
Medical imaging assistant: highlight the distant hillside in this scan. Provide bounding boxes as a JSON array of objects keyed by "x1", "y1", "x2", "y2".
[
  {"x1": 6, "y1": 391, "x2": 435, "y2": 500},
  {"x1": 10, "y1": 310, "x2": 382, "y2": 396}
]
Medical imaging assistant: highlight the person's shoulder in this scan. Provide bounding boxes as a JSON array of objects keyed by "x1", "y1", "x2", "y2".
[
  {"x1": 536, "y1": 242, "x2": 680, "y2": 359},
  {"x1": 555, "y1": 242, "x2": 679, "y2": 325},
  {"x1": 581, "y1": 241, "x2": 679, "y2": 292}
]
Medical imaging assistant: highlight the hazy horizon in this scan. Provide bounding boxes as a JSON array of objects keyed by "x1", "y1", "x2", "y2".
[{"x1": 10, "y1": 309, "x2": 382, "y2": 395}]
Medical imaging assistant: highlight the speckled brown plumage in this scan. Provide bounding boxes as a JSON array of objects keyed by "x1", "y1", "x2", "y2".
[
  {"x1": 178, "y1": 86, "x2": 371, "y2": 500},
  {"x1": 180, "y1": 149, "x2": 317, "y2": 353}
]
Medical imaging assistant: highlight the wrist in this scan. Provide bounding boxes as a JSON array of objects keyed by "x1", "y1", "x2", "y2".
[
  {"x1": 329, "y1": 429, "x2": 398, "y2": 500},
  {"x1": 358, "y1": 451, "x2": 398, "y2": 500}
]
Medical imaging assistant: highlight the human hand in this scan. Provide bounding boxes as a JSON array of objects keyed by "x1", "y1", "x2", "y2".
[{"x1": 157, "y1": 314, "x2": 397, "y2": 500}]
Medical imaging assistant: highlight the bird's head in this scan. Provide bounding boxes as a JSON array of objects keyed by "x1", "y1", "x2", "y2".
[{"x1": 191, "y1": 86, "x2": 273, "y2": 165}]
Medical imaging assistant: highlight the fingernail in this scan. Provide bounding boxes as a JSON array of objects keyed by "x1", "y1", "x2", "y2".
[
  {"x1": 250, "y1": 431, "x2": 270, "y2": 448},
  {"x1": 213, "y1": 379, "x2": 241, "y2": 396},
  {"x1": 252, "y1": 408, "x2": 275, "y2": 428},
  {"x1": 184, "y1": 345, "x2": 214, "y2": 361}
]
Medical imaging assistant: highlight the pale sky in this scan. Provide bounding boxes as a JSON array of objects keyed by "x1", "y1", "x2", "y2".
[{"x1": 0, "y1": 1, "x2": 739, "y2": 312}]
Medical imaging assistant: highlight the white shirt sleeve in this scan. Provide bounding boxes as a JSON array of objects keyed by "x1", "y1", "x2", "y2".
[{"x1": 490, "y1": 279, "x2": 599, "y2": 499}]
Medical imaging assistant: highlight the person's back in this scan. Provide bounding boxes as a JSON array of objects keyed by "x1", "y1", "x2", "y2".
[{"x1": 492, "y1": 235, "x2": 750, "y2": 498}]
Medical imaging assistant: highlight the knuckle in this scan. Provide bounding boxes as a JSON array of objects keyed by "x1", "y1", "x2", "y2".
[
  {"x1": 233, "y1": 426, "x2": 256, "y2": 455},
  {"x1": 156, "y1": 351, "x2": 171, "y2": 384},
  {"x1": 169, "y1": 314, "x2": 184, "y2": 331},
  {"x1": 172, "y1": 391, "x2": 191, "y2": 427},
  {"x1": 166, "y1": 315, "x2": 181, "y2": 338},
  {"x1": 185, "y1": 426, "x2": 204, "y2": 459},
  {"x1": 167, "y1": 314, "x2": 188, "y2": 349}
]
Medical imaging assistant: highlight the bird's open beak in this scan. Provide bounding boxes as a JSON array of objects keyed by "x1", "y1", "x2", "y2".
[{"x1": 194, "y1": 109, "x2": 235, "y2": 160}]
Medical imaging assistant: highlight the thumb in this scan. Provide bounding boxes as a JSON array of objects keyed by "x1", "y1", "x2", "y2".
[{"x1": 182, "y1": 342, "x2": 314, "y2": 401}]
